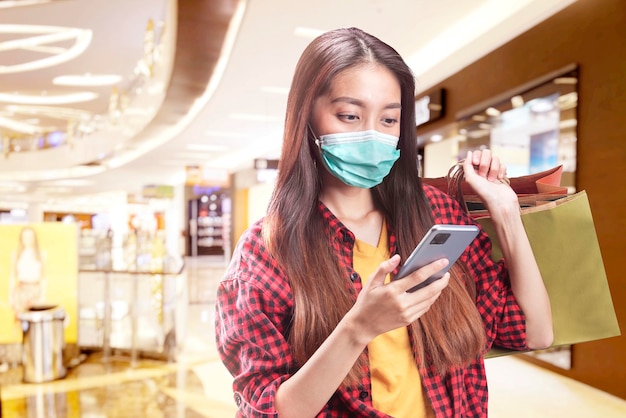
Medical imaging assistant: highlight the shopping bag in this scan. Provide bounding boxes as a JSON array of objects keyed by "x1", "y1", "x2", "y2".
[
  {"x1": 424, "y1": 166, "x2": 620, "y2": 357},
  {"x1": 424, "y1": 164, "x2": 569, "y2": 215},
  {"x1": 478, "y1": 191, "x2": 621, "y2": 357}
]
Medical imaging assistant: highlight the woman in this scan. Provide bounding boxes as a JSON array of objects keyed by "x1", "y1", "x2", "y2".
[
  {"x1": 10, "y1": 226, "x2": 47, "y2": 317},
  {"x1": 215, "y1": 27, "x2": 553, "y2": 417}
]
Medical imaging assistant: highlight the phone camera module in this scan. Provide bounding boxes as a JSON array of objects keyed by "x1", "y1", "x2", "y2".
[{"x1": 430, "y1": 233, "x2": 450, "y2": 245}]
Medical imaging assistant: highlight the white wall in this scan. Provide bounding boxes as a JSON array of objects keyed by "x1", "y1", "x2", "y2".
[
  {"x1": 423, "y1": 137, "x2": 459, "y2": 178},
  {"x1": 247, "y1": 181, "x2": 275, "y2": 224}
]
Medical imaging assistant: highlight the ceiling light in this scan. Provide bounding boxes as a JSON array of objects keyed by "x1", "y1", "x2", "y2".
[
  {"x1": 0, "y1": 1, "x2": 51, "y2": 9},
  {"x1": 53, "y1": 74, "x2": 122, "y2": 87},
  {"x1": 0, "y1": 164, "x2": 104, "y2": 183},
  {"x1": 0, "y1": 25, "x2": 92, "y2": 74},
  {"x1": 44, "y1": 179, "x2": 94, "y2": 187},
  {"x1": 0, "y1": 181, "x2": 27, "y2": 193},
  {"x1": 511, "y1": 95, "x2": 525, "y2": 108},
  {"x1": 485, "y1": 107, "x2": 501, "y2": 117},
  {"x1": 6, "y1": 105, "x2": 92, "y2": 120},
  {"x1": 559, "y1": 119, "x2": 577, "y2": 129},
  {"x1": 186, "y1": 143, "x2": 228, "y2": 152},
  {"x1": 174, "y1": 152, "x2": 214, "y2": 160},
  {"x1": 159, "y1": 160, "x2": 190, "y2": 166},
  {"x1": 557, "y1": 92, "x2": 578, "y2": 110},
  {"x1": 406, "y1": 0, "x2": 580, "y2": 90},
  {"x1": 467, "y1": 129, "x2": 490, "y2": 139},
  {"x1": 530, "y1": 99, "x2": 554, "y2": 113},
  {"x1": 553, "y1": 77, "x2": 578, "y2": 85},
  {"x1": 229, "y1": 113, "x2": 281, "y2": 122},
  {"x1": 0, "y1": 116, "x2": 43, "y2": 134},
  {"x1": 122, "y1": 107, "x2": 153, "y2": 116},
  {"x1": 293, "y1": 27, "x2": 325, "y2": 39},
  {"x1": 0, "y1": 91, "x2": 98, "y2": 105},
  {"x1": 430, "y1": 134, "x2": 443, "y2": 142},
  {"x1": 204, "y1": 130, "x2": 248, "y2": 138},
  {"x1": 260, "y1": 86, "x2": 290, "y2": 95},
  {"x1": 34, "y1": 186, "x2": 73, "y2": 194}
]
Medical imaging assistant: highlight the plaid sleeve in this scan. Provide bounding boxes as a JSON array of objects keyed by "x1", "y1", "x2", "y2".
[
  {"x1": 464, "y1": 227, "x2": 529, "y2": 351},
  {"x1": 423, "y1": 185, "x2": 528, "y2": 352},
  {"x1": 215, "y1": 222, "x2": 294, "y2": 417}
]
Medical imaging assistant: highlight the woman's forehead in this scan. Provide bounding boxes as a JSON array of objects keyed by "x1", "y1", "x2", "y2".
[{"x1": 326, "y1": 64, "x2": 401, "y2": 103}]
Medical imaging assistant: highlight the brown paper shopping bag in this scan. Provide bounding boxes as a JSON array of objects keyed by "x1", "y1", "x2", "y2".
[{"x1": 477, "y1": 191, "x2": 621, "y2": 357}]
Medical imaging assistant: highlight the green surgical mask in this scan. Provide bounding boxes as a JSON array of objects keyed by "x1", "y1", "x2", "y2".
[{"x1": 315, "y1": 130, "x2": 400, "y2": 188}]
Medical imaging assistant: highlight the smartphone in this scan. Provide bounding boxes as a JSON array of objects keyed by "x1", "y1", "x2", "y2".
[{"x1": 395, "y1": 224, "x2": 479, "y2": 292}]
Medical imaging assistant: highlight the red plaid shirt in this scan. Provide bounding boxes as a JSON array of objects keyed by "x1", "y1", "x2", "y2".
[{"x1": 215, "y1": 185, "x2": 528, "y2": 417}]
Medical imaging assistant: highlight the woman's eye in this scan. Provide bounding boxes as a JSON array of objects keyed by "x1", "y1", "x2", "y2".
[
  {"x1": 338, "y1": 114, "x2": 358, "y2": 121},
  {"x1": 382, "y1": 117, "x2": 398, "y2": 125}
]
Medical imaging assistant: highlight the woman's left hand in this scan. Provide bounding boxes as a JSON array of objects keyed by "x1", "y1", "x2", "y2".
[
  {"x1": 463, "y1": 150, "x2": 554, "y2": 349},
  {"x1": 462, "y1": 150, "x2": 518, "y2": 215}
]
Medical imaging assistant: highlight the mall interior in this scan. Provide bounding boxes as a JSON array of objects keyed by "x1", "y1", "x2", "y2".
[{"x1": 0, "y1": 0, "x2": 625, "y2": 417}]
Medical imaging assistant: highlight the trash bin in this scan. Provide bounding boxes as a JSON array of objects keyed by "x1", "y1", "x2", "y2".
[{"x1": 19, "y1": 305, "x2": 66, "y2": 383}]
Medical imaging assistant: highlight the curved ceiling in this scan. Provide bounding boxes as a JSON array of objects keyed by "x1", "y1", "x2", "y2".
[{"x1": 0, "y1": 0, "x2": 577, "y2": 208}]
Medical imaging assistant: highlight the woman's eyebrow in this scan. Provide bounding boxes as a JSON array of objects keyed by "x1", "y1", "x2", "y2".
[
  {"x1": 331, "y1": 96, "x2": 401, "y2": 109},
  {"x1": 331, "y1": 96, "x2": 363, "y2": 106}
]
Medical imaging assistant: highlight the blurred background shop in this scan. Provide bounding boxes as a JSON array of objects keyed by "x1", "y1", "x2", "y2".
[{"x1": 0, "y1": 0, "x2": 625, "y2": 416}]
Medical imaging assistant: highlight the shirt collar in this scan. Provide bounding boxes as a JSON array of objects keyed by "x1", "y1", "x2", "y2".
[{"x1": 316, "y1": 201, "x2": 397, "y2": 255}]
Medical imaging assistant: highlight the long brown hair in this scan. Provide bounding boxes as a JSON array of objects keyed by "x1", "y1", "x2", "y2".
[{"x1": 264, "y1": 27, "x2": 485, "y2": 384}]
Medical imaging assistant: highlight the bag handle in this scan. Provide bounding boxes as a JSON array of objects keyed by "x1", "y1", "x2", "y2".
[{"x1": 445, "y1": 160, "x2": 510, "y2": 214}]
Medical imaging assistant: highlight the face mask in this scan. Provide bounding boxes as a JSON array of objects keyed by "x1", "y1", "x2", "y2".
[{"x1": 315, "y1": 130, "x2": 400, "y2": 188}]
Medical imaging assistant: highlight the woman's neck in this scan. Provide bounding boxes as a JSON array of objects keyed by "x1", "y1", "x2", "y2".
[{"x1": 320, "y1": 179, "x2": 382, "y2": 246}]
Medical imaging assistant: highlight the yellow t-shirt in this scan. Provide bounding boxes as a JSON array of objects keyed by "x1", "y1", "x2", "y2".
[{"x1": 353, "y1": 223, "x2": 434, "y2": 418}]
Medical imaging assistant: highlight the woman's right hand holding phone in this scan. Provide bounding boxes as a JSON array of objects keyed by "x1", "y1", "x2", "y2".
[{"x1": 344, "y1": 254, "x2": 450, "y2": 346}]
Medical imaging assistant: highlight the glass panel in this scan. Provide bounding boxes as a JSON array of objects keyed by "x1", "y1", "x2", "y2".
[{"x1": 418, "y1": 64, "x2": 578, "y2": 194}]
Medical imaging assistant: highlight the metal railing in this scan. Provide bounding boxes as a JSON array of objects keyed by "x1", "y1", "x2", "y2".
[{"x1": 78, "y1": 261, "x2": 187, "y2": 366}]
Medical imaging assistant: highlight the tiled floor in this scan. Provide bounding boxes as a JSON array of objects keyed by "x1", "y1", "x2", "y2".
[{"x1": 1, "y1": 255, "x2": 625, "y2": 417}]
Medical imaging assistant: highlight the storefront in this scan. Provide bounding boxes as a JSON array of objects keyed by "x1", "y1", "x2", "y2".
[{"x1": 413, "y1": 0, "x2": 626, "y2": 398}]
